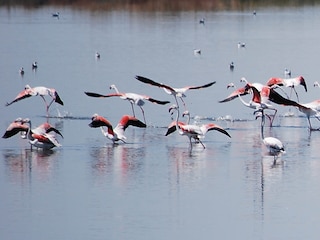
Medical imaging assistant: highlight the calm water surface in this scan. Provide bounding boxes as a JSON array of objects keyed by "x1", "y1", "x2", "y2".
[{"x1": 1, "y1": 6, "x2": 320, "y2": 240}]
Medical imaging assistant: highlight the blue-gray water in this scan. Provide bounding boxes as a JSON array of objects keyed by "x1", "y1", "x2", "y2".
[{"x1": 1, "y1": 6, "x2": 320, "y2": 240}]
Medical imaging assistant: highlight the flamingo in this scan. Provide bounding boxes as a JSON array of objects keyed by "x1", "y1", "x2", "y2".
[
  {"x1": 21, "y1": 118, "x2": 63, "y2": 149},
  {"x1": 2, "y1": 118, "x2": 63, "y2": 149},
  {"x1": 259, "y1": 110, "x2": 285, "y2": 163},
  {"x1": 84, "y1": 84, "x2": 170, "y2": 123},
  {"x1": 135, "y1": 75, "x2": 216, "y2": 109},
  {"x1": 221, "y1": 82, "x2": 305, "y2": 126},
  {"x1": 6, "y1": 85, "x2": 64, "y2": 116},
  {"x1": 221, "y1": 82, "x2": 277, "y2": 125},
  {"x1": 293, "y1": 100, "x2": 320, "y2": 130},
  {"x1": 88, "y1": 114, "x2": 146, "y2": 144},
  {"x1": 168, "y1": 105, "x2": 231, "y2": 149},
  {"x1": 266, "y1": 76, "x2": 307, "y2": 102}
]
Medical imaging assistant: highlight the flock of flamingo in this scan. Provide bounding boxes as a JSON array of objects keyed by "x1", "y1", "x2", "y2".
[{"x1": 3, "y1": 68, "x2": 320, "y2": 160}]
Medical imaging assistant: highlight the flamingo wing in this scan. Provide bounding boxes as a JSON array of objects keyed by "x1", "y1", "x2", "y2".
[
  {"x1": 88, "y1": 115, "x2": 113, "y2": 128},
  {"x1": 268, "y1": 88, "x2": 306, "y2": 108},
  {"x1": 266, "y1": 77, "x2": 284, "y2": 87},
  {"x1": 146, "y1": 97, "x2": 170, "y2": 105},
  {"x1": 45, "y1": 127, "x2": 64, "y2": 138},
  {"x1": 54, "y1": 91, "x2": 64, "y2": 105},
  {"x1": 118, "y1": 115, "x2": 146, "y2": 131},
  {"x1": 165, "y1": 121, "x2": 185, "y2": 136},
  {"x1": 2, "y1": 122, "x2": 28, "y2": 138},
  {"x1": 6, "y1": 89, "x2": 33, "y2": 106},
  {"x1": 205, "y1": 123, "x2": 231, "y2": 138},
  {"x1": 84, "y1": 92, "x2": 123, "y2": 98},
  {"x1": 219, "y1": 87, "x2": 248, "y2": 103},
  {"x1": 135, "y1": 75, "x2": 176, "y2": 92},
  {"x1": 187, "y1": 81, "x2": 216, "y2": 90}
]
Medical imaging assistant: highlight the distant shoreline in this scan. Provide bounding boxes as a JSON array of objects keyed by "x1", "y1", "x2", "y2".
[{"x1": 1, "y1": 0, "x2": 319, "y2": 11}]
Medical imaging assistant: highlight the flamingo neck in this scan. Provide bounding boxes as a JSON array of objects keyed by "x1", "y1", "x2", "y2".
[{"x1": 111, "y1": 85, "x2": 120, "y2": 94}]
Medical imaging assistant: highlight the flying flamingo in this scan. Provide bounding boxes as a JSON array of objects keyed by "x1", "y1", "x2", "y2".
[
  {"x1": 84, "y1": 84, "x2": 170, "y2": 123},
  {"x1": 88, "y1": 114, "x2": 146, "y2": 144},
  {"x1": 266, "y1": 76, "x2": 307, "y2": 102},
  {"x1": 135, "y1": 75, "x2": 216, "y2": 109},
  {"x1": 167, "y1": 105, "x2": 231, "y2": 149},
  {"x1": 2, "y1": 118, "x2": 63, "y2": 150},
  {"x1": 6, "y1": 85, "x2": 64, "y2": 116}
]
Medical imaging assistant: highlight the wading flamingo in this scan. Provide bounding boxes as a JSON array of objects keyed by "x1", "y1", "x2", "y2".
[
  {"x1": 2, "y1": 118, "x2": 63, "y2": 150},
  {"x1": 6, "y1": 85, "x2": 64, "y2": 116},
  {"x1": 168, "y1": 105, "x2": 231, "y2": 149},
  {"x1": 21, "y1": 118, "x2": 63, "y2": 149},
  {"x1": 88, "y1": 114, "x2": 146, "y2": 144},
  {"x1": 85, "y1": 84, "x2": 170, "y2": 124},
  {"x1": 135, "y1": 75, "x2": 216, "y2": 109},
  {"x1": 259, "y1": 110, "x2": 285, "y2": 164}
]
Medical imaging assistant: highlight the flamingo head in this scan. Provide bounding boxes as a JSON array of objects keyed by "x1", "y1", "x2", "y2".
[
  {"x1": 182, "y1": 111, "x2": 190, "y2": 117},
  {"x1": 240, "y1": 77, "x2": 248, "y2": 83},
  {"x1": 168, "y1": 104, "x2": 178, "y2": 115},
  {"x1": 298, "y1": 76, "x2": 307, "y2": 92}
]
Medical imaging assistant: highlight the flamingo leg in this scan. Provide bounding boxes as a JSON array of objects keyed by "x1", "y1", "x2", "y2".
[
  {"x1": 198, "y1": 139, "x2": 206, "y2": 149},
  {"x1": 40, "y1": 96, "x2": 50, "y2": 116},
  {"x1": 179, "y1": 97, "x2": 187, "y2": 110},
  {"x1": 130, "y1": 102, "x2": 136, "y2": 117},
  {"x1": 47, "y1": 99, "x2": 55, "y2": 114},
  {"x1": 293, "y1": 87, "x2": 300, "y2": 102},
  {"x1": 269, "y1": 108, "x2": 277, "y2": 127},
  {"x1": 139, "y1": 106, "x2": 146, "y2": 124},
  {"x1": 311, "y1": 116, "x2": 320, "y2": 131}
]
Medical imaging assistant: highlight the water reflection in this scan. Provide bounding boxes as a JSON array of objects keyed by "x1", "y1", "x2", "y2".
[
  {"x1": 3, "y1": 148, "x2": 59, "y2": 185},
  {"x1": 89, "y1": 144, "x2": 146, "y2": 186},
  {"x1": 165, "y1": 145, "x2": 208, "y2": 188}
]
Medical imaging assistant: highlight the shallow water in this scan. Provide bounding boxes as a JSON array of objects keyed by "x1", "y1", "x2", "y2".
[{"x1": 1, "y1": 6, "x2": 320, "y2": 240}]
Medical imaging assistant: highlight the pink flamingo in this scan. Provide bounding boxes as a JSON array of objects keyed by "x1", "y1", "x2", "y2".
[
  {"x1": 2, "y1": 118, "x2": 63, "y2": 150},
  {"x1": 85, "y1": 84, "x2": 170, "y2": 123},
  {"x1": 168, "y1": 105, "x2": 231, "y2": 149},
  {"x1": 6, "y1": 85, "x2": 64, "y2": 116},
  {"x1": 135, "y1": 75, "x2": 216, "y2": 109},
  {"x1": 88, "y1": 114, "x2": 146, "y2": 144}
]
